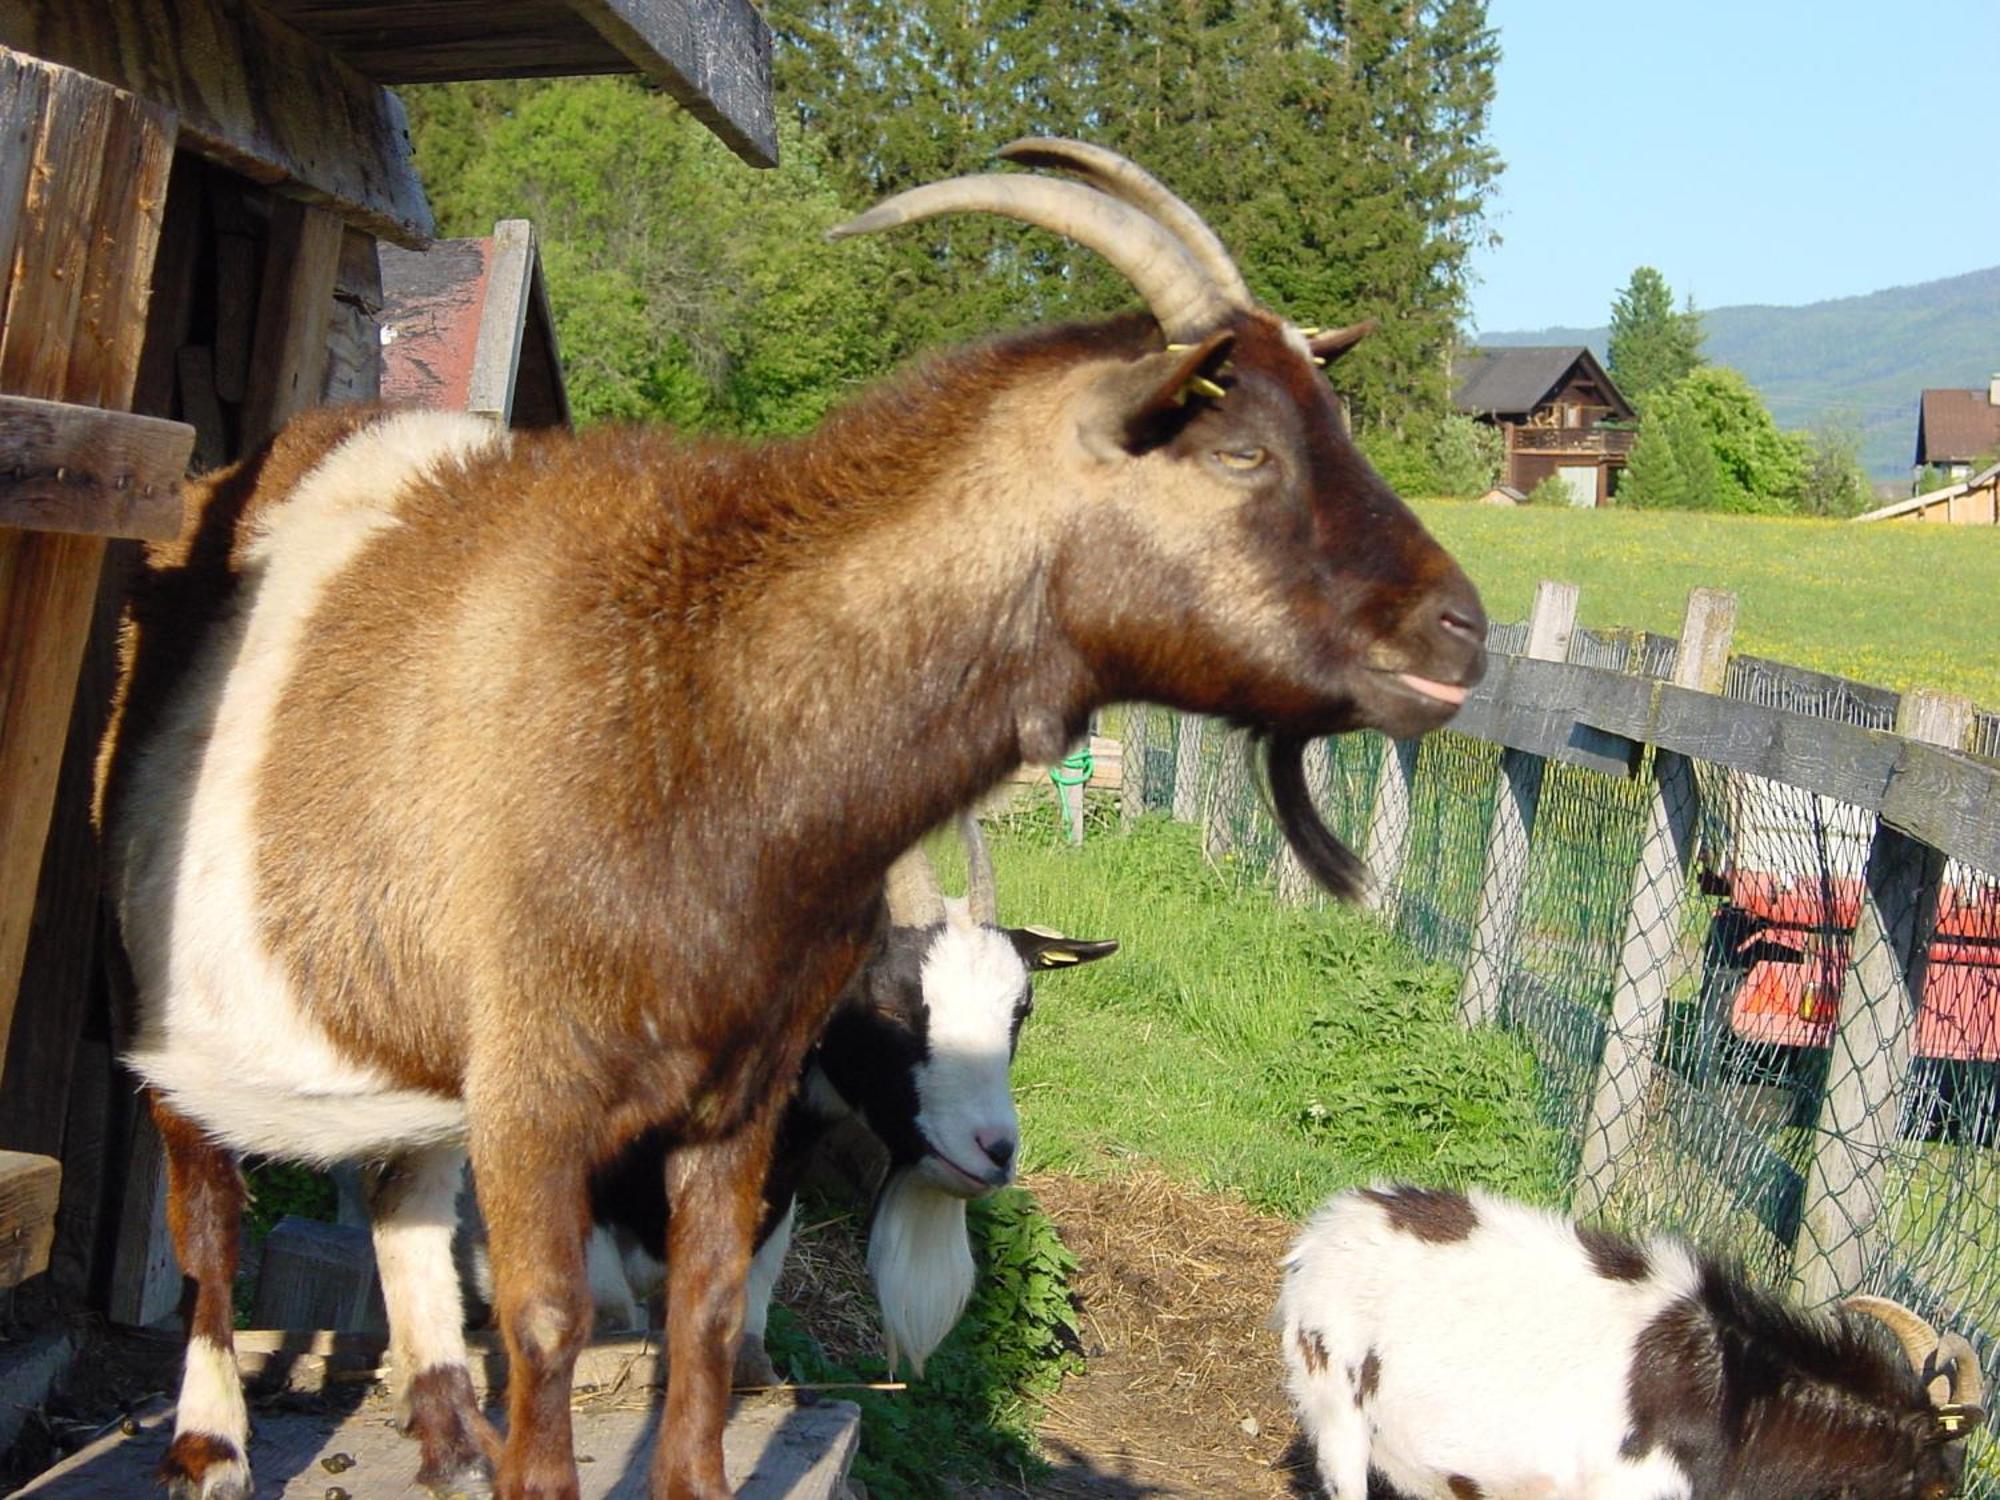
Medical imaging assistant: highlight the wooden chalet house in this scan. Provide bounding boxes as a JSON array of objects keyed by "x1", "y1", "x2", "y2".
[{"x1": 1452, "y1": 346, "x2": 1637, "y2": 506}]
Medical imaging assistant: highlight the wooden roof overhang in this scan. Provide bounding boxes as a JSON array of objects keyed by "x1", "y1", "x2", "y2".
[{"x1": 0, "y1": 0, "x2": 775, "y2": 248}]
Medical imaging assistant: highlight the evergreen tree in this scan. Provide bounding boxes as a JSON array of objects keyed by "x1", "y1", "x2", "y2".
[{"x1": 1607, "y1": 266, "x2": 1704, "y2": 411}]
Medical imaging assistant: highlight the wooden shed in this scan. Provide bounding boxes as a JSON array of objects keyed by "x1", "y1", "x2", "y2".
[{"x1": 0, "y1": 0, "x2": 777, "y2": 1480}]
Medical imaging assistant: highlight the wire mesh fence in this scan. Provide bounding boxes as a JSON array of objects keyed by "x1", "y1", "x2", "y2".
[{"x1": 1103, "y1": 633, "x2": 2000, "y2": 1492}]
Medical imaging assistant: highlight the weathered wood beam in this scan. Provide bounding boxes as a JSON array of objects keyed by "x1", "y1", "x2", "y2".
[
  {"x1": 0, "y1": 6, "x2": 433, "y2": 246},
  {"x1": 1458, "y1": 655, "x2": 2000, "y2": 873},
  {"x1": 0, "y1": 395, "x2": 190, "y2": 540},
  {"x1": 0, "y1": 1149, "x2": 61, "y2": 1288},
  {"x1": 565, "y1": 0, "x2": 777, "y2": 167}
]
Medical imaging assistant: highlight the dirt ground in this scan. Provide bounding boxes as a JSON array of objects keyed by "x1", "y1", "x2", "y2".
[
  {"x1": 982, "y1": 1171, "x2": 1309, "y2": 1500},
  {"x1": 779, "y1": 1166, "x2": 1312, "y2": 1498}
]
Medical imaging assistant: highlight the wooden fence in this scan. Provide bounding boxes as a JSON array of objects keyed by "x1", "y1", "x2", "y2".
[{"x1": 1111, "y1": 582, "x2": 2000, "y2": 1386}]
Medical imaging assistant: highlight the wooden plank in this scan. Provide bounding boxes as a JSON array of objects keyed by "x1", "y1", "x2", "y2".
[
  {"x1": 1171, "y1": 713, "x2": 1205, "y2": 822},
  {"x1": 1456, "y1": 657, "x2": 2000, "y2": 874},
  {"x1": 0, "y1": 54, "x2": 174, "y2": 1077},
  {"x1": 128, "y1": 153, "x2": 205, "y2": 419},
  {"x1": 248, "y1": 1217, "x2": 385, "y2": 1333},
  {"x1": 0, "y1": 6, "x2": 433, "y2": 246},
  {"x1": 239, "y1": 199, "x2": 344, "y2": 448},
  {"x1": 174, "y1": 347, "x2": 228, "y2": 472},
  {"x1": 1457, "y1": 582, "x2": 1575, "y2": 1028},
  {"x1": 210, "y1": 232, "x2": 256, "y2": 405},
  {"x1": 20, "y1": 1385, "x2": 862, "y2": 1500},
  {"x1": 106, "y1": 1110, "x2": 177, "y2": 1326},
  {"x1": 467, "y1": 219, "x2": 535, "y2": 425},
  {"x1": 0, "y1": 1148, "x2": 60, "y2": 1288},
  {"x1": 1794, "y1": 691, "x2": 1970, "y2": 1306},
  {"x1": 563, "y1": 0, "x2": 778, "y2": 168},
  {"x1": 1360, "y1": 736, "x2": 1418, "y2": 914},
  {"x1": 1574, "y1": 589, "x2": 1736, "y2": 1219},
  {"x1": 0, "y1": 395, "x2": 191, "y2": 539}
]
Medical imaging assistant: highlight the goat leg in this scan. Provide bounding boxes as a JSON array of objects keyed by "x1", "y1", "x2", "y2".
[
  {"x1": 651, "y1": 1100, "x2": 788, "y2": 1500},
  {"x1": 472, "y1": 1121, "x2": 593, "y2": 1500},
  {"x1": 364, "y1": 1144, "x2": 500, "y2": 1485},
  {"x1": 151, "y1": 1092, "x2": 253, "y2": 1500}
]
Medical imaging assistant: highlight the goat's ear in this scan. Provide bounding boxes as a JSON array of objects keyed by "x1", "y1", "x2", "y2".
[
  {"x1": 1306, "y1": 318, "x2": 1377, "y2": 366},
  {"x1": 1077, "y1": 330, "x2": 1235, "y2": 460},
  {"x1": 1007, "y1": 928, "x2": 1119, "y2": 972}
]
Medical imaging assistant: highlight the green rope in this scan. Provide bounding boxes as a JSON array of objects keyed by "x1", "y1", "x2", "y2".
[{"x1": 1049, "y1": 746, "x2": 1094, "y2": 788}]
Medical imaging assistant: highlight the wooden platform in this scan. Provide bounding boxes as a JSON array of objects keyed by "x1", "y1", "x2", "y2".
[{"x1": 20, "y1": 1384, "x2": 860, "y2": 1499}]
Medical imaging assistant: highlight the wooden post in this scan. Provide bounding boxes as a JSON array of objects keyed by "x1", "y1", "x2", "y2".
[
  {"x1": 1275, "y1": 739, "x2": 1334, "y2": 905},
  {"x1": 1793, "y1": 689, "x2": 1970, "y2": 1305},
  {"x1": 0, "y1": 51, "x2": 174, "y2": 1085},
  {"x1": 1171, "y1": 713, "x2": 1205, "y2": 823},
  {"x1": 1573, "y1": 589, "x2": 1737, "y2": 1217},
  {"x1": 240, "y1": 197, "x2": 345, "y2": 448},
  {"x1": 1455, "y1": 581, "x2": 1576, "y2": 1027},
  {"x1": 1119, "y1": 705, "x2": 1152, "y2": 826},
  {"x1": 1203, "y1": 739, "x2": 1250, "y2": 865},
  {"x1": 1360, "y1": 737, "x2": 1420, "y2": 916}
]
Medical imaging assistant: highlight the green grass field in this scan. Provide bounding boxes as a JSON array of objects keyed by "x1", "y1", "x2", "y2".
[
  {"x1": 1411, "y1": 501, "x2": 2000, "y2": 704},
  {"x1": 933, "y1": 808, "x2": 1566, "y2": 1219}
]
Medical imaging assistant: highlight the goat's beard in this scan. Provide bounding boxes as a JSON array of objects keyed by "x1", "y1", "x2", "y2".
[
  {"x1": 867, "y1": 1168, "x2": 976, "y2": 1379},
  {"x1": 1259, "y1": 732, "x2": 1367, "y2": 902}
]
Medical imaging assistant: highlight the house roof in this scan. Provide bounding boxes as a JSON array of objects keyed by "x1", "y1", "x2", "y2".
[
  {"x1": 1451, "y1": 346, "x2": 1634, "y2": 421},
  {"x1": 1915, "y1": 388, "x2": 2000, "y2": 467}
]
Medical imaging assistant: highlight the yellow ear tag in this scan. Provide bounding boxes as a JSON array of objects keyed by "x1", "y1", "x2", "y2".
[
  {"x1": 1040, "y1": 951, "x2": 1080, "y2": 965},
  {"x1": 1026, "y1": 925, "x2": 1066, "y2": 938},
  {"x1": 1187, "y1": 375, "x2": 1227, "y2": 400}
]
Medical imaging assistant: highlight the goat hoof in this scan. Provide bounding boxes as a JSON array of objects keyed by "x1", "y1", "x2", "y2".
[{"x1": 159, "y1": 1431, "x2": 251, "y2": 1500}]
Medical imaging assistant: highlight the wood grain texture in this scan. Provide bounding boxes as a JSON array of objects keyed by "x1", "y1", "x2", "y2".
[
  {"x1": 0, "y1": 395, "x2": 191, "y2": 539},
  {"x1": 1458, "y1": 657, "x2": 2000, "y2": 873},
  {"x1": 239, "y1": 198, "x2": 344, "y2": 447},
  {"x1": 19, "y1": 1382, "x2": 862, "y2": 1498},
  {"x1": 0, "y1": 1148, "x2": 60, "y2": 1287},
  {"x1": 563, "y1": 0, "x2": 777, "y2": 167},
  {"x1": 0, "y1": 52, "x2": 174, "y2": 1070},
  {"x1": 0, "y1": 4, "x2": 433, "y2": 246}
]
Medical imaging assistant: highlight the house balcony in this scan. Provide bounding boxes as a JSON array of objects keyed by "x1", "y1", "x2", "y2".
[{"x1": 1509, "y1": 426, "x2": 1637, "y2": 458}]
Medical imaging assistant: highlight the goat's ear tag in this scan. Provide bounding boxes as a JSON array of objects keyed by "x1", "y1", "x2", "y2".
[{"x1": 1084, "y1": 329, "x2": 1234, "y2": 458}]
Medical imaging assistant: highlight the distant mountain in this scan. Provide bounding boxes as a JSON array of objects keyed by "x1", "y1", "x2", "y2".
[{"x1": 1477, "y1": 265, "x2": 2000, "y2": 480}]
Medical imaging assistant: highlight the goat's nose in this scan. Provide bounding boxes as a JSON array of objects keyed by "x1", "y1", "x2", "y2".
[
  {"x1": 975, "y1": 1130, "x2": 1016, "y2": 1175},
  {"x1": 1437, "y1": 576, "x2": 1487, "y2": 649}
]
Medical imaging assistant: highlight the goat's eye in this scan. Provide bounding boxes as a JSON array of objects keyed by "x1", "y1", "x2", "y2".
[{"x1": 1214, "y1": 446, "x2": 1267, "y2": 471}]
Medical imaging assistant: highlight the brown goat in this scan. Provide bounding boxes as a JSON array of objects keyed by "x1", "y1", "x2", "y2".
[{"x1": 97, "y1": 141, "x2": 1485, "y2": 1500}]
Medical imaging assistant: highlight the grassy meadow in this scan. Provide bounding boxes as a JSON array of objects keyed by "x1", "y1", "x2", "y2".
[
  {"x1": 1411, "y1": 500, "x2": 2000, "y2": 704},
  {"x1": 931, "y1": 808, "x2": 1566, "y2": 1219}
]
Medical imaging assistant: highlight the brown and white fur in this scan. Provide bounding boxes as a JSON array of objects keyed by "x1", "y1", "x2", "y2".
[{"x1": 97, "y1": 142, "x2": 1485, "y2": 1500}]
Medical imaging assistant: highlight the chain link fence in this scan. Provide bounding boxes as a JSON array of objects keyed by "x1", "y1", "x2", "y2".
[{"x1": 1103, "y1": 634, "x2": 1999, "y2": 1492}]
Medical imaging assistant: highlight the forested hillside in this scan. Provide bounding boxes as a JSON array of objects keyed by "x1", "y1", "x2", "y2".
[
  {"x1": 402, "y1": 0, "x2": 1501, "y2": 463},
  {"x1": 1480, "y1": 264, "x2": 2000, "y2": 480}
]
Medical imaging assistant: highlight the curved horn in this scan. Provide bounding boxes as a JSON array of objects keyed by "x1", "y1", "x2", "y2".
[
  {"x1": 884, "y1": 844, "x2": 947, "y2": 928},
  {"x1": 996, "y1": 138, "x2": 1252, "y2": 309},
  {"x1": 957, "y1": 812, "x2": 998, "y2": 926},
  {"x1": 1843, "y1": 1295, "x2": 1942, "y2": 1381},
  {"x1": 1936, "y1": 1331, "x2": 1986, "y2": 1415},
  {"x1": 829, "y1": 173, "x2": 1231, "y2": 342}
]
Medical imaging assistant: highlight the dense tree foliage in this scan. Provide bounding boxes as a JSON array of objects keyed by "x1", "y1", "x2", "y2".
[
  {"x1": 1607, "y1": 266, "x2": 1704, "y2": 412},
  {"x1": 1621, "y1": 367, "x2": 1807, "y2": 515},
  {"x1": 404, "y1": 1, "x2": 1502, "y2": 443}
]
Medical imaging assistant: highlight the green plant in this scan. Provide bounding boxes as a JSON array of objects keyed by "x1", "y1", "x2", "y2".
[
  {"x1": 1524, "y1": 473, "x2": 1575, "y2": 507},
  {"x1": 243, "y1": 1161, "x2": 336, "y2": 1240},
  {"x1": 761, "y1": 1189, "x2": 1080, "y2": 1498}
]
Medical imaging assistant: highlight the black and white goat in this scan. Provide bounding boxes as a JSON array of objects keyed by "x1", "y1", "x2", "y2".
[
  {"x1": 578, "y1": 814, "x2": 1115, "y2": 1382},
  {"x1": 1279, "y1": 1183, "x2": 1988, "y2": 1500}
]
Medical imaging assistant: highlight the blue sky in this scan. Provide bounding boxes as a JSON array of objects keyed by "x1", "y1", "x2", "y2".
[{"x1": 1471, "y1": 1, "x2": 2000, "y2": 334}]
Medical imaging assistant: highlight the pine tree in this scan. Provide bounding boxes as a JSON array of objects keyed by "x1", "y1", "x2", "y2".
[{"x1": 1607, "y1": 266, "x2": 1704, "y2": 411}]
